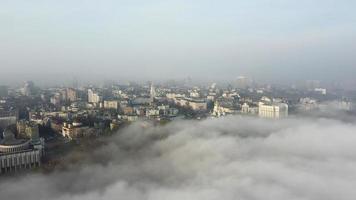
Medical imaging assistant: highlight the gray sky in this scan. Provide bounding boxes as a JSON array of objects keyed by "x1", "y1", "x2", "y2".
[{"x1": 0, "y1": 0, "x2": 356, "y2": 83}]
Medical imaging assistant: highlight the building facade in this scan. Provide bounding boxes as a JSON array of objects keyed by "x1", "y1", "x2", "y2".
[
  {"x1": 88, "y1": 89, "x2": 102, "y2": 103},
  {"x1": 258, "y1": 102, "x2": 288, "y2": 119},
  {"x1": 0, "y1": 128, "x2": 43, "y2": 174}
]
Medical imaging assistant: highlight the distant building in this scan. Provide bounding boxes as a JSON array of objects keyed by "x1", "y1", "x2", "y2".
[
  {"x1": 104, "y1": 100, "x2": 119, "y2": 110},
  {"x1": 62, "y1": 121, "x2": 98, "y2": 140},
  {"x1": 166, "y1": 93, "x2": 186, "y2": 100},
  {"x1": 132, "y1": 97, "x2": 151, "y2": 105},
  {"x1": 66, "y1": 88, "x2": 77, "y2": 102},
  {"x1": 188, "y1": 99, "x2": 207, "y2": 111},
  {"x1": 314, "y1": 88, "x2": 327, "y2": 95},
  {"x1": 241, "y1": 103, "x2": 258, "y2": 115},
  {"x1": 212, "y1": 101, "x2": 238, "y2": 117},
  {"x1": 0, "y1": 128, "x2": 44, "y2": 174},
  {"x1": 337, "y1": 100, "x2": 353, "y2": 111},
  {"x1": 0, "y1": 110, "x2": 18, "y2": 129},
  {"x1": 16, "y1": 120, "x2": 40, "y2": 140},
  {"x1": 236, "y1": 76, "x2": 252, "y2": 89},
  {"x1": 175, "y1": 97, "x2": 207, "y2": 111},
  {"x1": 50, "y1": 94, "x2": 61, "y2": 106},
  {"x1": 258, "y1": 102, "x2": 288, "y2": 119},
  {"x1": 88, "y1": 89, "x2": 102, "y2": 103},
  {"x1": 190, "y1": 91, "x2": 200, "y2": 98},
  {"x1": 150, "y1": 83, "x2": 156, "y2": 102},
  {"x1": 241, "y1": 103, "x2": 250, "y2": 113},
  {"x1": 146, "y1": 109, "x2": 160, "y2": 117},
  {"x1": 122, "y1": 106, "x2": 134, "y2": 115},
  {"x1": 298, "y1": 98, "x2": 318, "y2": 111},
  {"x1": 21, "y1": 81, "x2": 35, "y2": 96}
]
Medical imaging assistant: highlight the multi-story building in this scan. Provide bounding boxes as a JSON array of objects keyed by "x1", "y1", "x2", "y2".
[
  {"x1": 66, "y1": 88, "x2": 77, "y2": 102},
  {"x1": 62, "y1": 121, "x2": 98, "y2": 140},
  {"x1": 258, "y1": 102, "x2": 288, "y2": 119},
  {"x1": 104, "y1": 100, "x2": 119, "y2": 110},
  {"x1": 0, "y1": 110, "x2": 18, "y2": 129},
  {"x1": 212, "y1": 101, "x2": 237, "y2": 117},
  {"x1": 88, "y1": 89, "x2": 102, "y2": 103},
  {"x1": 0, "y1": 128, "x2": 44, "y2": 174},
  {"x1": 166, "y1": 93, "x2": 186, "y2": 100},
  {"x1": 175, "y1": 97, "x2": 207, "y2": 111},
  {"x1": 150, "y1": 84, "x2": 156, "y2": 102},
  {"x1": 241, "y1": 103, "x2": 259, "y2": 115},
  {"x1": 16, "y1": 120, "x2": 40, "y2": 140}
]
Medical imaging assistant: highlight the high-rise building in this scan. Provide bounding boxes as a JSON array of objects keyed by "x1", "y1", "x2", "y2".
[
  {"x1": 88, "y1": 89, "x2": 102, "y2": 103},
  {"x1": 150, "y1": 84, "x2": 156, "y2": 102},
  {"x1": 66, "y1": 88, "x2": 77, "y2": 102}
]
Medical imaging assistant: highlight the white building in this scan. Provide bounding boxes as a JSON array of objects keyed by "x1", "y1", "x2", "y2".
[
  {"x1": 258, "y1": 102, "x2": 288, "y2": 119},
  {"x1": 175, "y1": 98, "x2": 207, "y2": 111},
  {"x1": 88, "y1": 89, "x2": 102, "y2": 103},
  {"x1": 189, "y1": 100, "x2": 207, "y2": 111},
  {"x1": 190, "y1": 91, "x2": 200, "y2": 98},
  {"x1": 166, "y1": 93, "x2": 186, "y2": 100},
  {"x1": 104, "y1": 100, "x2": 119, "y2": 110},
  {"x1": 212, "y1": 101, "x2": 237, "y2": 117},
  {"x1": 150, "y1": 84, "x2": 156, "y2": 102},
  {"x1": 0, "y1": 128, "x2": 44, "y2": 174},
  {"x1": 241, "y1": 103, "x2": 250, "y2": 113},
  {"x1": 314, "y1": 88, "x2": 327, "y2": 95}
]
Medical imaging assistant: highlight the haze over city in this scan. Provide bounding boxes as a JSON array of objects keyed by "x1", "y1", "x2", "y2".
[
  {"x1": 1, "y1": 1, "x2": 356, "y2": 200},
  {"x1": 1, "y1": 0, "x2": 356, "y2": 84}
]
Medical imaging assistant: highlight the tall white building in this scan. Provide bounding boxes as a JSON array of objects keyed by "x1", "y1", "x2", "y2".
[
  {"x1": 150, "y1": 84, "x2": 156, "y2": 102},
  {"x1": 88, "y1": 89, "x2": 102, "y2": 103},
  {"x1": 258, "y1": 102, "x2": 288, "y2": 119}
]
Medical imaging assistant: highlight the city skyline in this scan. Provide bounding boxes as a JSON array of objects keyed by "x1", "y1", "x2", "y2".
[{"x1": 1, "y1": 1, "x2": 356, "y2": 200}]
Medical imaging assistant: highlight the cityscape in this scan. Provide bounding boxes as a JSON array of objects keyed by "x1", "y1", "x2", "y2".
[
  {"x1": 0, "y1": 78, "x2": 355, "y2": 172},
  {"x1": 1, "y1": 1, "x2": 356, "y2": 200}
]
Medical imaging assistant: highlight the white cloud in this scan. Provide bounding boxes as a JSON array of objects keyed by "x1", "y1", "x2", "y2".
[{"x1": 1, "y1": 116, "x2": 356, "y2": 200}]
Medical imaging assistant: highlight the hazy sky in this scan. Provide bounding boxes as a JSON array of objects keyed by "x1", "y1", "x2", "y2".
[{"x1": 0, "y1": 0, "x2": 355, "y2": 83}]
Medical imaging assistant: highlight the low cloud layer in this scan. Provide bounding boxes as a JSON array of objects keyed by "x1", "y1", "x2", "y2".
[{"x1": 1, "y1": 116, "x2": 356, "y2": 200}]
